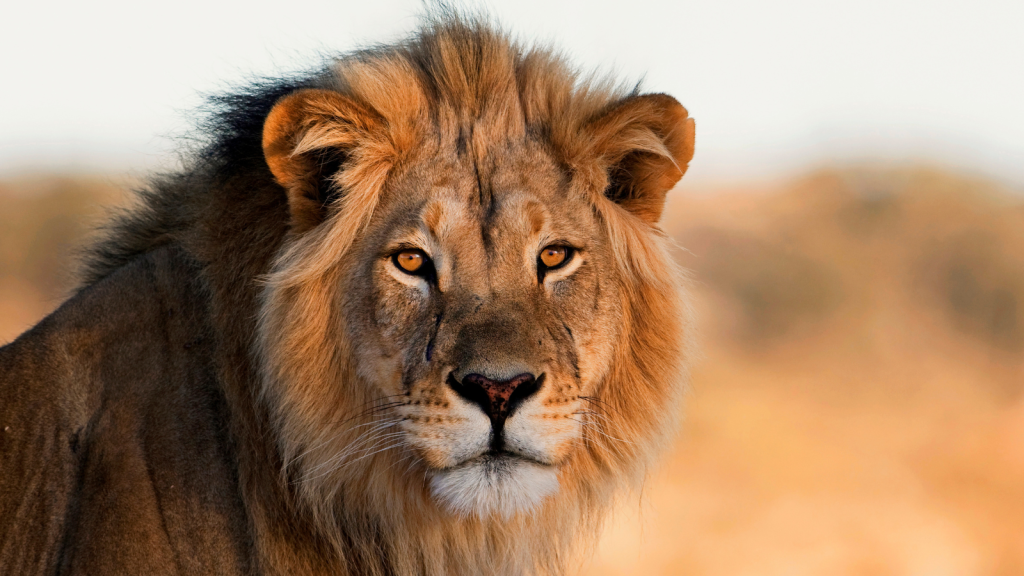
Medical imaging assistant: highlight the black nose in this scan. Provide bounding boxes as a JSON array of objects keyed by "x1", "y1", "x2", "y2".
[{"x1": 448, "y1": 372, "x2": 543, "y2": 427}]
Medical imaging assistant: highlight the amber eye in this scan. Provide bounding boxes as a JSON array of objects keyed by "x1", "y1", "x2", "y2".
[
  {"x1": 539, "y1": 245, "x2": 571, "y2": 270},
  {"x1": 393, "y1": 249, "x2": 427, "y2": 274}
]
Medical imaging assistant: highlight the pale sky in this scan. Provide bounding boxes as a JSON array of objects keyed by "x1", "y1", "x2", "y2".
[{"x1": 1, "y1": 0, "x2": 1021, "y2": 185}]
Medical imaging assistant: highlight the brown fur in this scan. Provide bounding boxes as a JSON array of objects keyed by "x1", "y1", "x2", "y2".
[{"x1": 0, "y1": 14, "x2": 694, "y2": 575}]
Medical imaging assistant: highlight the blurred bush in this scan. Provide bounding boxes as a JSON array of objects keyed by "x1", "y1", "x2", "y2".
[
  {"x1": 671, "y1": 167, "x2": 1024, "y2": 365},
  {"x1": 679, "y1": 227, "x2": 843, "y2": 344}
]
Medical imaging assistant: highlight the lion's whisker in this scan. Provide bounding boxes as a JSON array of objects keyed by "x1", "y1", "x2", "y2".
[
  {"x1": 313, "y1": 426, "x2": 407, "y2": 468},
  {"x1": 314, "y1": 427, "x2": 405, "y2": 468},
  {"x1": 568, "y1": 417, "x2": 636, "y2": 446},
  {"x1": 344, "y1": 432, "x2": 408, "y2": 460},
  {"x1": 325, "y1": 442, "x2": 407, "y2": 476},
  {"x1": 578, "y1": 396, "x2": 625, "y2": 419},
  {"x1": 295, "y1": 417, "x2": 404, "y2": 460},
  {"x1": 298, "y1": 420, "x2": 403, "y2": 473},
  {"x1": 343, "y1": 400, "x2": 410, "y2": 422},
  {"x1": 298, "y1": 437, "x2": 407, "y2": 483},
  {"x1": 383, "y1": 452, "x2": 416, "y2": 475},
  {"x1": 573, "y1": 410, "x2": 620, "y2": 430}
]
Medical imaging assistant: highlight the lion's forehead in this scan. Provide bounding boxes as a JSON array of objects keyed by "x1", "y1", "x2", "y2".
[{"x1": 376, "y1": 151, "x2": 599, "y2": 275}]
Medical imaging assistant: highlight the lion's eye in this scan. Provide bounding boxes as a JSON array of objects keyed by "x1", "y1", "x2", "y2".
[
  {"x1": 393, "y1": 249, "x2": 429, "y2": 275},
  {"x1": 539, "y1": 245, "x2": 572, "y2": 270}
]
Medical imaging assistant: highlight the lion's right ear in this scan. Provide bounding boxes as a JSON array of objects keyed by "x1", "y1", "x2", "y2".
[
  {"x1": 583, "y1": 93, "x2": 695, "y2": 225},
  {"x1": 263, "y1": 89, "x2": 383, "y2": 233}
]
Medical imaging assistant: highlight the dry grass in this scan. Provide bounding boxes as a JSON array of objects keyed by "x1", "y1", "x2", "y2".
[{"x1": 1, "y1": 167, "x2": 1021, "y2": 575}]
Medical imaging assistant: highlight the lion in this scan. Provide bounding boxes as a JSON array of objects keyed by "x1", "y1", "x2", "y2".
[{"x1": 0, "y1": 14, "x2": 695, "y2": 576}]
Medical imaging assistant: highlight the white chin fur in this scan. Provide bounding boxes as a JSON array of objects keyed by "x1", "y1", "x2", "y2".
[{"x1": 430, "y1": 457, "x2": 559, "y2": 519}]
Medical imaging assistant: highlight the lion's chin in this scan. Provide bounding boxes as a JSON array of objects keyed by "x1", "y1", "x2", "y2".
[{"x1": 429, "y1": 454, "x2": 559, "y2": 520}]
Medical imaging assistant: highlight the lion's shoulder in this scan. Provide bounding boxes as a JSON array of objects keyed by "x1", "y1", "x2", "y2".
[{"x1": 0, "y1": 245, "x2": 250, "y2": 575}]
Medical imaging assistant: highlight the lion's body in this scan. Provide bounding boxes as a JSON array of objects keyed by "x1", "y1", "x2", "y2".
[{"x1": 0, "y1": 15, "x2": 694, "y2": 576}]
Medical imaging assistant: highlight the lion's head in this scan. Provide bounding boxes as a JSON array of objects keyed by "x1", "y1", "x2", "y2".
[{"x1": 256, "y1": 17, "x2": 694, "y2": 573}]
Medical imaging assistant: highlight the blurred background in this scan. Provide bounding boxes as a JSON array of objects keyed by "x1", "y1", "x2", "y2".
[{"x1": 2, "y1": 1, "x2": 1022, "y2": 574}]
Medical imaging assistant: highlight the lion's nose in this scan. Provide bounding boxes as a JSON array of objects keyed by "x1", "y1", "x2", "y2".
[{"x1": 448, "y1": 372, "x2": 542, "y2": 426}]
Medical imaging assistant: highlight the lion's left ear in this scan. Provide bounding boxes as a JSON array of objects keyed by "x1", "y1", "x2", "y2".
[
  {"x1": 584, "y1": 93, "x2": 695, "y2": 224},
  {"x1": 263, "y1": 89, "x2": 384, "y2": 233}
]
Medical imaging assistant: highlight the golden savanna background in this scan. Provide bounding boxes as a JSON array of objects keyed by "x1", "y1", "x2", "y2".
[
  {"x1": 2, "y1": 0, "x2": 1022, "y2": 573},
  {"x1": 2, "y1": 165, "x2": 1021, "y2": 575}
]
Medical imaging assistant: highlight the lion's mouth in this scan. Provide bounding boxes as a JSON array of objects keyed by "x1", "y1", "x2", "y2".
[
  {"x1": 429, "y1": 450, "x2": 561, "y2": 518},
  {"x1": 481, "y1": 449, "x2": 549, "y2": 467},
  {"x1": 444, "y1": 448, "x2": 551, "y2": 472}
]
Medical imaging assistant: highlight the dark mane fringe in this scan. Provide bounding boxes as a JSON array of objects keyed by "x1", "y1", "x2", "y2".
[{"x1": 78, "y1": 72, "x2": 322, "y2": 287}]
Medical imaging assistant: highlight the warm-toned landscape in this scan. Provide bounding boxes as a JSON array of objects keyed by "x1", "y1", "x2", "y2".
[{"x1": 2, "y1": 167, "x2": 1022, "y2": 575}]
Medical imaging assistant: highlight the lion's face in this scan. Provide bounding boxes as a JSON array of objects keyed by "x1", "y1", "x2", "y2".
[
  {"x1": 342, "y1": 141, "x2": 620, "y2": 517},
  {"x1": 258, "y1": 40, "x2": 694, "y2": 532}
]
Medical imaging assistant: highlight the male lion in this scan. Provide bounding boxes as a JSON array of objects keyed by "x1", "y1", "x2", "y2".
[{"x1": 0, "y1": 15, "x2": 694, "y2": 576}]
